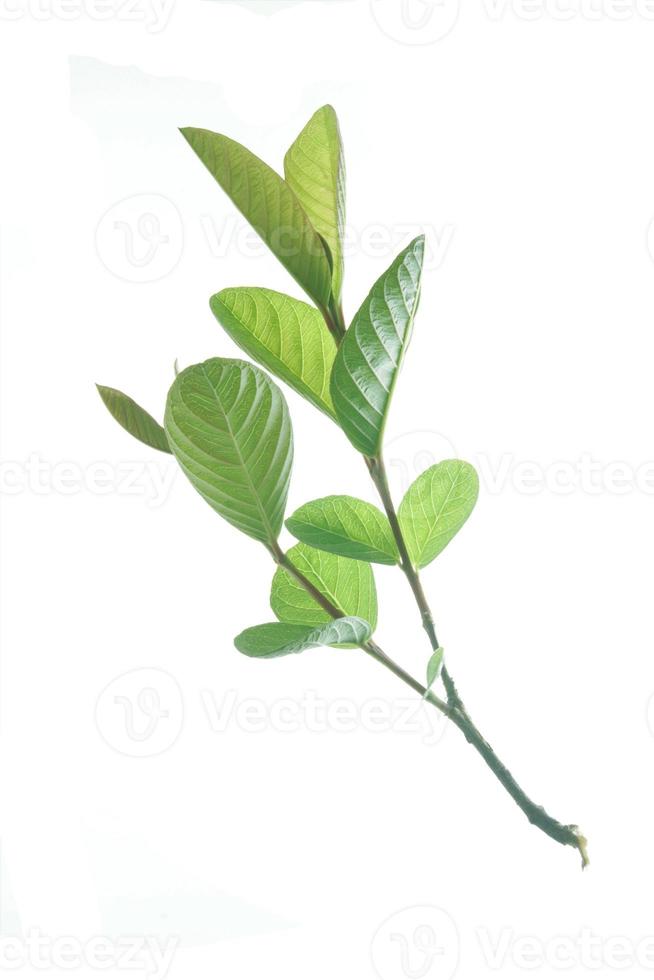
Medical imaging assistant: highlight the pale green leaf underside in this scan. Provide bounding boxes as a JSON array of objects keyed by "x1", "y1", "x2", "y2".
[
  {"x1": 398, "y1": 460, "x2": 479, "y2": 569},
  {"x1": 330, "y1": 236, "x2": 425, "y2": 457},
  {"x1": 164, "y1": 358, "x2": 292, "y2": 546},
  {"x1": 426, "y1": 647, "x2": 444, "y2": 690},
  {"x1": 270, "y1": 543, "x2": 378, "y2": 638},
  {"x1": 181, "y1": 127, "x2": 332, "y2": 310},
  {"x1": 96, "y1": 384, "x2": 170, "y2": 454},
  {"x1": 284, "y1": 104, "x2": 345, "y2": 303},
  {"x1": 210, "y1": 287, "x2": 337, "y2": 420},
  {"x1": 234, "y1": 616, "x2": 372, "y2": 659},
  {"x1": 286, "y1": 495, "x2": 399, "y2": 565}
]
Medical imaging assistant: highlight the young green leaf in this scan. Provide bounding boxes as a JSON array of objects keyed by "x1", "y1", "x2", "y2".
[
  {"x1": 330, "y1": 236, "x2": 424, "y2": 457},
  {"x1": 96, "y1": 384, "x2": 171, "y2": 454},
  {"x1": 210, "y1": 287, "x2": 337, "y2": 420},
  {"x1": 234, "y1": 616, "x2": 372, "y2": 659},
  {"x1": 286, "y1": 495, "x2": 399, "y2": 565},
  {"x1": 164, "y1": 358, "x2": 293, "y2": 547},
  {"x1": 426, "y1": 647, "x2": 444, "y2": 691},
  {"x1": 398, "y1": 460, "x2": 479, "y2": 569},
  {"x1": 271, "y1": 542, "x2": 378, "y2": 632},
  {"x1": 284, "y1": 105, "x2": 346, "y2": 303},
  {"x1": 180, "y1": 127, "x2": 332, "y2": 310}
]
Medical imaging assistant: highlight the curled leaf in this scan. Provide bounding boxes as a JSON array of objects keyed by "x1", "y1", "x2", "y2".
[{"x1": 235, "y1": 616, "x2": 372, "y2": 658}]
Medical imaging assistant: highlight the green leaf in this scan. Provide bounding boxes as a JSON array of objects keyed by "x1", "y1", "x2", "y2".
[
  {"x1": 398, "y1": 460, "x2": 479, "y2": 569},
  {"x1": 270, "y1": 543, "x2": 378, "y2": 634},
  {"x1": 180, "y1": 127, "x2": 332, "y2": 310},
  {"x1": 234, "y1": 616, "x2": 372, "y2": 659},
  {"x1": 96, "y1": 384, "x2": 171, "y2": 454},
  {"x1": 426, "y1": 647, "x2": 444, "y2": 690},
  {"x1": 210, "y1": 287, "x2": 337, "y2": 420},
  {"x1": 330, "y1": 236, "x2": 425, "y2": 457},
  {"x1": 164, "y1": 358, "x2": 293, "y2": 547},
  {"x1": 284, "y1": 105, "x2": 346, "y2": 303},
  {"x1": 286, "y1": 495, "x2": 399, "y2": 565}
]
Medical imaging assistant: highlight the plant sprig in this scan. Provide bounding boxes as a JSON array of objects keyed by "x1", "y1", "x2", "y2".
[{"x1": 98, "y1": 105, "x2": 588, "y2": 869}]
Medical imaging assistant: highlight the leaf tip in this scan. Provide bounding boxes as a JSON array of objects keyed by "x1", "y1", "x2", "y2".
[
  {"x1": 412, "y1": 232, "x2": 426, "y2": 256},
  {"x1": 179, "y1": 126, "x2": 201, "y2": 147}
]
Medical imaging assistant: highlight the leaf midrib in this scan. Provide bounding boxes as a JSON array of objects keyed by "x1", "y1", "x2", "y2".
[{"x1": 200, "y1": 363, "x2": 278, "y2": 547}]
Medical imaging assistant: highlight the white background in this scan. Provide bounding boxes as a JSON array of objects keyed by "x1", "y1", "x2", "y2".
[{"x1": 2, "y1": 1, "x2": 654, "y2": 977}]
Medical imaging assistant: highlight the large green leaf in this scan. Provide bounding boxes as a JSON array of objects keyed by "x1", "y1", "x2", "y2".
[
  {"x1": 210, "y1": 287, "x2": 337, "y2": 420},
  {"x1": 330, "y1": 236, "x2": 424, "y2": 457},
  {"x1": 270, "y1": 542, "x2": 378, "y2": 631},
  {"x1": 286, "y1": 495, "x2": 398, "y2": 565},
  {"x1": 398, "y1": 460, "x2": 479, "y2": 569},
  {"x1": 234, "y1": 616, "x2": 372, "y2": 659},
  {"x1": 284, "y1": 105, "x2": 345, "y2": 303},
  {"x1": 96, "y1": 384, "x2": 171, "y2": 453},
  {"x1": 164, "y1": 358, "x2": 292, "y2": 547},
  {"x1": 180, "y1": 127, "x2": 332, "y2": 310}
]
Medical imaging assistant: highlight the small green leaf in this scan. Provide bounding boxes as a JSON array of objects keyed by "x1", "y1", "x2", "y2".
[
  {"x1": 235, "y1": 616, "x2": 372, "y2": 659},
  {"x1": 330, "y1": 236, "x2": 424, "y2": 457},
  {"x1": 286, "y1": 495, "x2": 399, "y2": 565},
  {"x1": 180, "y1": 127, "x2": 332, "y2": 310},
  {"x1": 96, "y1": 384, "x2": 170, "y2": 453},
  {"x1": 284, "y1": 105, "x2": 346, "y2": 303},
  {"x1": 164, "y1": 358, "x2": 293, "y2": 547},
  {"x1": 426, "y1": 647, "x2": 444, "y2": 690},
  {"x1": 270, "y1": 542, "x2": 378, "y2": 634},
  {"x1": 398, "y1": 460, "x2": 479, "y2": 569},
  {"x1": 210, "y1": 287, "x2": 337, "y2": 420}
]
